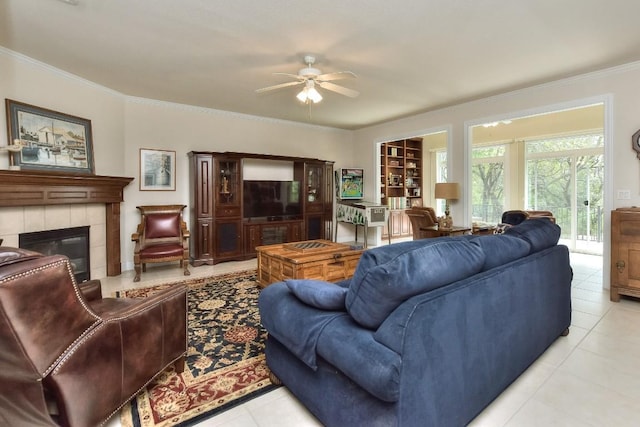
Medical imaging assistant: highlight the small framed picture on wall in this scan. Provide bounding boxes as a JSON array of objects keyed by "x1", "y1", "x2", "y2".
[{"x1": 139, "y1": 148, "x2": 176, "y2": 191}]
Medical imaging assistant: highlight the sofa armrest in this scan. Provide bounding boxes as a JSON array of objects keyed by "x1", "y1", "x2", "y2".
[{"x1": 259, "y1": 282, "x2": 345, "y2": 370}]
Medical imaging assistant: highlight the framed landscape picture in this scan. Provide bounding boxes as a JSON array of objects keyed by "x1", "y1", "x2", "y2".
[
  {"x1": 139, "y1": 148, "x2": 176, "y2": 191},
  {"x1": 5, "y1": 99, "x2": 95, "y2": 174}
]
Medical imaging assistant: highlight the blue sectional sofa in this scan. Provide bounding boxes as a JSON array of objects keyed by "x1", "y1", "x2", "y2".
[{"x1": 258, "y1": 218, "x2": 572, "y2": 427}]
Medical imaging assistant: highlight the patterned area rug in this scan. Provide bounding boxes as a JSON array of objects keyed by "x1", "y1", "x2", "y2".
[{"x1": 118, "y1": 270, "x2": 278, "y2": 427}]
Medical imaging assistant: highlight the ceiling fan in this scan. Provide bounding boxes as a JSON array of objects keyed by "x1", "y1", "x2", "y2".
[{"x1": 256, "y1": 55, "x2": 359, "y2": 104}]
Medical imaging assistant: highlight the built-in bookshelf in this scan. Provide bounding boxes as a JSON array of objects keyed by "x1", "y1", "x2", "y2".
[{"x1": 380, "y1": 137, "x2": 423, "y2": 238}]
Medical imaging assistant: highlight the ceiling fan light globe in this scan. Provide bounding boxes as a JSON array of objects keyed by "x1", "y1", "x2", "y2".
[
  {"x1": 308, "y1": 87, "x2": 322, "y2": 103},
  {"x1": 296, "y1": 88, "x2": 309, "y2": 103}
]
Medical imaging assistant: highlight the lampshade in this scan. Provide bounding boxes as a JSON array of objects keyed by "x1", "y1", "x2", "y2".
[
  {"x1": 297, "y1": 81, "x2": 323, "y2": 104},
  {"x1": 434, "y1": 182, "x2": 459, "y2": 200}
]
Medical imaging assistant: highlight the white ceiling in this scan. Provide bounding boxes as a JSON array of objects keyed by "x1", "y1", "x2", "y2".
[{"x1": 2, "y1": 0, "x2": 640, "y2": 130}]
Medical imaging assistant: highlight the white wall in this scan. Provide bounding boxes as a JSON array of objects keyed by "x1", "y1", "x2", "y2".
[
  {"x1": 354, "y1": 64, "x2": 640, "y2": 215},
  {"x1": 354, "y1": 61, "x2": 640, "y2": 288},
  {"x1": 120, "y1": 99, "x2": 353, "y2": 269},
  {"x1": 0, "y1": 48, "x2": 354, "y2": 274},
  {"x1": 0, "y1": 48, "x2": 125, "y2": 174}
]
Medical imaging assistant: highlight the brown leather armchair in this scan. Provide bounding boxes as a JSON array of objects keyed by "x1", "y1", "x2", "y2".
[
  {"x1": 501, "y1": 209, "x2": 556, "y2": 225},
  {"x1": 405, "y1": 207, "x2": 439, "y2": 240},
  {"x1": 0, "y1": 246, "x2": 187, "y2": 427},
  {"x1": 132, "y1": 204, "x2": 190, "y2": 282}
]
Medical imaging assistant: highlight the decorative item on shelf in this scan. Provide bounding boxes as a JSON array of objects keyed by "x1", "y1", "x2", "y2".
[
  {"x1": 1, "y1": 140, "x2": 23, "y2": 170},
  {"x1": 389, "y1": 160, "x2": 400, "y2": 167},
  {"x1": 437, "y1": 215, "x2": 453, "y2": 230},
  {"x1": 221, "y1": 175, "x2": 229, "y2": 194},
  {"x1": 407, "y1": 161, "x2": 417, "y2": 169},
  {"x1": 435, "y1": 182, "x2": 460, "y2": 228},
  {"x1": 632, "y1": 128, "x2": 640, "y2": 159}
]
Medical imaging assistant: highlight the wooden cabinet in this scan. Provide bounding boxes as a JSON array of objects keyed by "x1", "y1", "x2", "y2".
[
  {"x1": 189, "y1": 153, "x2": 215, "y2": 265},
  {"x1": 244, "y1": 221, "x2": 304, "y2": 256},
  {"x1": 383, "y1": 209, "x2": 412, "y2": 239},
  {"x1": 295, "y1": 160, "x2": 334, "y2": 241},
  {"x1": 189, "y1": 152, "x2": 334, "y2": 264},
  {"x1": 380, "y1": 137, "x2": 422, "y2": 239},
  {"x1": 610, "y1": 207, "x2": 640, "y2": 301}
]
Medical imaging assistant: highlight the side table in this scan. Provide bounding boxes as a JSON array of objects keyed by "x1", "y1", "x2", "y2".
[{"x1": 419, "y1": 226, "x2": 472, "y2": 238}]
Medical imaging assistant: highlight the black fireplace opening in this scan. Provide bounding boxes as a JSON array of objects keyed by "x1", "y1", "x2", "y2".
[{"x1": 19, "y1": 226, "x2": 90, "y2": 283}]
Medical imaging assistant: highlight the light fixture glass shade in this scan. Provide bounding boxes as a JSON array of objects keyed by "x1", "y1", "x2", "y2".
[
  {"x1": 307, "y1": 87, "x2": 322, "y2": 103},
  {"x1": 296, "y1": 88, "x2": 308, "y2": 103},
  {"x1": 434, "y1": 182, "x2": 459, "y2": 200},
  {"x1": 297, "y1": 80, "x2": 323, "y2": 104}
]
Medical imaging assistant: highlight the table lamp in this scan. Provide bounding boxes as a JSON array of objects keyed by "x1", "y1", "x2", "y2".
[{"x1": 434, "y1": 182, "x2": 460, "y2": 228}]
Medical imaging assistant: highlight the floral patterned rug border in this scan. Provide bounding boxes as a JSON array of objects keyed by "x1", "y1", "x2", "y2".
[{"x1": 119, "y1": 270, "x2": 278, "y2": 427}]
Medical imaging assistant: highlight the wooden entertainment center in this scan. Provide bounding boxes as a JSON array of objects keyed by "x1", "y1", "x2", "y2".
[{"x1": 188, "y1": 151, "x2": 334, "y2": 265}]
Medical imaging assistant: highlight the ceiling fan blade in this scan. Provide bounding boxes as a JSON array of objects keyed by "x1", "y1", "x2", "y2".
[
  {"x1": 317, "y1": 81, "x2": 359, "y2": 98},
  {"x1": 273, "y1": 72, "x2": 304, "y2": 80},
  {"x1": 255, "y1": 80, "x2": 304, "y2": 93},
  {"x1": 316, "y1": 71, "x2": 357, "y2": 81}
]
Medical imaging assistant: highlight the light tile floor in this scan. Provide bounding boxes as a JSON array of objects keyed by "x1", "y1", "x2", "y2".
[{"x1": 103, "y1": 252, "x2": 640, "y2": 427}]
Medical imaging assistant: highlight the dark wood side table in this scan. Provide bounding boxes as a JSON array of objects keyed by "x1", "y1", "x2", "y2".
[
  {"x1": 472, "y1": 225, "x2": 497, "y2": 235},
  {"x1": 419, "y1": 226, "x2": 472, "y2": 238}
]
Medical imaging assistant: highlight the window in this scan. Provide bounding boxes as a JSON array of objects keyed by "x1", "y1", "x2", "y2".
[{"x1": 472, "y1": 144, "x2": 505, "y2": 224}]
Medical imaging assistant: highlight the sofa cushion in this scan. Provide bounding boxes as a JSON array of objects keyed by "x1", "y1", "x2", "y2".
[
  {"x1": 469, "y1": 234, "x2": 531, "y2": 271},
  {"x1": 346, "y1": 239, "x2": 485, "y2": 329},
  {"x1": 503, "y1": 218, "x2": 560, "y2": 253},
  {"x1": 285, "y1": 279, "x2": 347, "y2": 310}
]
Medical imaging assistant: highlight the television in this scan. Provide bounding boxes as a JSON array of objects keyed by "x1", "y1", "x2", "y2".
[{"x1": 243, "y1": 180, "x2": 302, "y2": 220}]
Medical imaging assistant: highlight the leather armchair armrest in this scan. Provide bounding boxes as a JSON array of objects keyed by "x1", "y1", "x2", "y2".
[
  {"x1": 78, "y1": 279, "x2": 102, "y2": 301},
  {"x1": 47, "y1": 284, "x2": 187, "y2": 427}
]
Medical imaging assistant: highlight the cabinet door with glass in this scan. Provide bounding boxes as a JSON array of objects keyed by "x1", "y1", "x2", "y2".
[
  {"x1": 305, "y1": 162, "x2": 324, "y2": 213},
  {"x1": 215, "y1": 157, "x2": 241, "y2": 217}
]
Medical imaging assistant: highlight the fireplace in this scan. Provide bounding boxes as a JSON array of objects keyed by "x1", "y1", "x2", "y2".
[
  {"x1": 20, "y1": 226, "x2": 91, "y2": 282},
  {"x1": 0, "y1": 170, "x2": 133, "y2": 277}
]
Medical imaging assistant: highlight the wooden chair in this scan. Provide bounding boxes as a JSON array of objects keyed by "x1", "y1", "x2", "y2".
[
  {"x1": 405, "y1": 207, "x2": 438, "y2": 240},
  {"x1": 132, "y1": 204, "x2": 190, "y2": 282}
]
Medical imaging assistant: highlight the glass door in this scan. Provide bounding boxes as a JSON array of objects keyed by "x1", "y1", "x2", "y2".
[{"x1": 526, "y1": 147, "x2": 604, "y2": 255}]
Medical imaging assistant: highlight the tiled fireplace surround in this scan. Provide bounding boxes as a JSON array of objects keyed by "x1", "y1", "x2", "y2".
[
  {"x1": 0, "y1": 204, "x2": 108, "y2": 278},
  {"x1": 0, "y1": 170, "x2": 133, "y2": 279}
]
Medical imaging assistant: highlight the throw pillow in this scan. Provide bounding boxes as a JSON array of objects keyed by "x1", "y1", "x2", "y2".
[
  {"x1": 503, "y1": 217, "x2": 561, "y2": 253},
  {"x1": 285, "y1": 279, "x2": 348, "y2": 310}
]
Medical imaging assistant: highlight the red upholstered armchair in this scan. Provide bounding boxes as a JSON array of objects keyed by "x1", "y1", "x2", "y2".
[
  {"x1": 132, "y1": 204, "x2": 190, "y2": 282},
  {"x1": 0, "y1": 246, "x2": 187, "y2": 427}
]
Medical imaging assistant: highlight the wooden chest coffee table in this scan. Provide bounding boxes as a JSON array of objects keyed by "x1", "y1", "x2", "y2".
[{"x1": 256, "y1": 240, "x2": 363, "y2": 288}]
